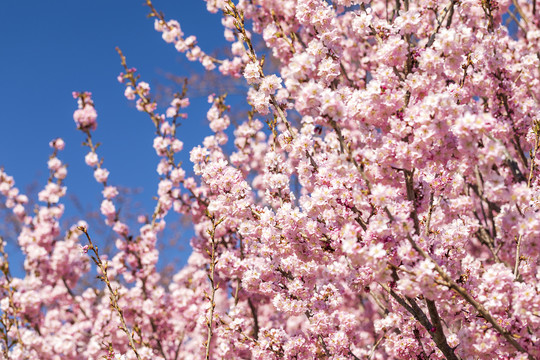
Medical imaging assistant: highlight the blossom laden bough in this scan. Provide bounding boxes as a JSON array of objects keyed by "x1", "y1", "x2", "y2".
[{"x1": 1, "y1": 0, "x2": 540, "y2": 359}]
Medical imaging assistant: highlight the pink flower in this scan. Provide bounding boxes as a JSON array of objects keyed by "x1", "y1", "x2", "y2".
[
  {"x1": 250, "y1": 90, "x2": 270, "y2": 115},
  {"x1": 79, "y1": 244, "x2": 89, "y2": 254},
  {"x1": 136, "y1": 82, "x2": 150, "y2": 96},
  {"x1": 156, "y1": 158, "x2": 171, "y2": 175},
  {"x1": 170, "y1": 168, "x2": 185, "y2": 184},
  {"x1": 47, "y1": 157, "x2": 62, "y2": 171},
  {"x1": 49, "y1": 138, "x2": 65, "y2": 150},
  {"x1": 166, "y1": 106, "x2": 177, "y2": 118},
  {"x1": 54, "y1": 166, "x2": 67, "y2": 180},
  {"x1": 93, "y1": 168, "x2": 109, "y2": 183},
  {"x1": 102, "y1": 186, "x2": 119, "y2": 199},
  {"x1": 13, "y1": 203, "x2": 25, "y2": 217},
  {"x1": 201, "y1": 56, "x2": 216, "y2": 70},
  {"x1": 162, "y1": 20, "x2": 183, "y2": 43},
  {"x1": 158, "y1": 179, "x2": 173, "y2": 197},
  {"x1": 189, "y1": 146, "x2": 209, "y2": 163},
  {"x1": 112, "y1": 221, "x2": 129, "y2": 236},
  {"x1": 100, "y1": 199, "x2": 115, "y2": 218},
  {"x1": 73, "y1": 105, "x2": 97, "y2": 131},
  {"x1": 38, "y1": 183, "x2": 66, "y2": 204},
  {"x1": 259, "y1": 74, "x2": 282, "y2": 95},
  {"x1": 85, "y1": 152, "x2": 99, "y2": 167},
  {"x1": 153, "y1": 136, "x2": 170, "y2": 156},
  {"x1": 124, "y1": 86, "x2": 136, "y2": 100},
  {"x1": 171, "y1": 139, "x2": 183, "y2": 153},
  {"x1": 317, "y1": 57, "x2": 340, "y2": 83},
  {"x1": 174, "y1": 39, "x2": 188, "y2": 52},
  {"x1": 243, "y1": 61, "x2": 261, "y2": 84}
]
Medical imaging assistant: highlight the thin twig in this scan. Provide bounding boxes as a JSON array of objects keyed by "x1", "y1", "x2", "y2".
[
  {"x1": 404, "y1": 233, "x2": 533, "y2": 359},
  {"x1": 79, "y1": 227, "x2": 142, "y2": 360},
  {"x1": 205, "y1": 216, "x2": 223, "y2": 360},
  {"x1": 514, "y1": 121, "x2": 540, "y2": 279},
  {"x1": 367, "y1": 332, "x2": 386, "y2": 359}
]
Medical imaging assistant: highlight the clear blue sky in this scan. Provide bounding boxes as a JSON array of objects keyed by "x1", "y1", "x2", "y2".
[{"x1": 0, "y1": 1, "x2": 234, "y2": 272}]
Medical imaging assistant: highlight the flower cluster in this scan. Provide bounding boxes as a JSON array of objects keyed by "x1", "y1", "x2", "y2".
[{"x1": 2, "y1": 0, "x2": 540, "y2": 359}]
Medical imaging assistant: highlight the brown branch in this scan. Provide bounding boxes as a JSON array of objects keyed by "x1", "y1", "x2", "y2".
[
  {"x1": 79, "y1": 226, "x2": 142, "y2": 360},
  {"x1": 424, "y1": 192, "x2": 434, "y2": 236},
  {"x1": 425, "y1": 299, "x2": 459, "y2": 360},
  {"x1": 205, "y1": 216, "x2": 223, "y2": 360},
  {"x1": 367, "y1": 331, "x2": 386, "y2": 359},
  {"x1": 62, "y1": 277, "x2": 89, "y2": 319},
  {"x1": 426, "y1": 0, "x2": 458, "y2": 48},
  {"x1": 405, "y1": 233, "x2": 533, "y2": 359},
  {"x1": 514, "y1": 121, "x2": 540, "y2": 279},
  {"x1": 247, "y1": 298, "x2": 259, "y2": 340}
]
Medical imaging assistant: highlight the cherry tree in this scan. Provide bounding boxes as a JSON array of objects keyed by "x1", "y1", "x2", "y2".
[{"x1": 1, "y1": 0, "x2": 540, "y2": 359}]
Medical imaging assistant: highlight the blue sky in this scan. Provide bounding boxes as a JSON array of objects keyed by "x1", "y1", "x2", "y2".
[{"x1": 0, "y1": 1, "x2": 238, "y2": 273}]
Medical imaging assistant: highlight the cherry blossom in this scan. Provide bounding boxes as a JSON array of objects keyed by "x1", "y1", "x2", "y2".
[{"x1": 2, "y1": 0, "x2": 540, "y2": 359}]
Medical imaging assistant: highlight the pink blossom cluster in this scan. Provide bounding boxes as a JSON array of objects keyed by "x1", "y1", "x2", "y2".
[
  {"x1": 151, "y1": 4, "x2": 218, "y2": 71},
  {"x1": 73, "y1": 92, "x2": 98, "y2": 131},
  {"x1": 2, "y1": 0, "x2": 540, "y2": 359}
]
